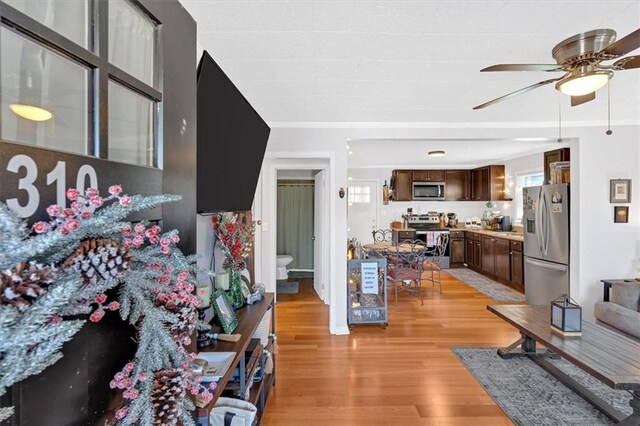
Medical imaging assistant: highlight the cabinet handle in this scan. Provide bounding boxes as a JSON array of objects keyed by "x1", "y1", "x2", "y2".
[{"x1": 510, "y1": 251, "x2": 513, "y2": 255}]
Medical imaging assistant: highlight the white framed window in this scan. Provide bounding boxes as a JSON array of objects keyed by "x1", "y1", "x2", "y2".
[
  {"x1": 515, "y1": 171, "x2": 544, "y2": 222},
  {"x1": 348, "y1": 185, "x2": 371, "y2": 204}
]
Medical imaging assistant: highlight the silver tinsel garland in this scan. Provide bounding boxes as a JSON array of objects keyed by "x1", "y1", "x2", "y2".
[{"x1": 0, "y1": 187, "x2": 199, "y2": 424}]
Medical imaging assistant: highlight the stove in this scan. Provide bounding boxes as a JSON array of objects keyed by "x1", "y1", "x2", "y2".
[{"x1": 407, "y1": 212, "x2": 450, "y2": 268}]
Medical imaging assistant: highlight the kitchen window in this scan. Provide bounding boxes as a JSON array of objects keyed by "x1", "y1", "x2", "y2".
[{"x1": 515, "y1": 172, "x2": 544, "y2": 222}]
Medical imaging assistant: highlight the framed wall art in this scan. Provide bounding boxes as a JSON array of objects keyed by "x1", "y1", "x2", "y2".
[
  {"x1": 610, "y1": 179, "x2": 631, "y2": 203},
  {"x1": 614, "y1": 206, "x2": 629, "y2": 223}
]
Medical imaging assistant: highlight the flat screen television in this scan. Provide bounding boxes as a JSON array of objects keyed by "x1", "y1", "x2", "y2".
[{"x1": 196, "y1": 51, "x2": 270, "y2": 213}]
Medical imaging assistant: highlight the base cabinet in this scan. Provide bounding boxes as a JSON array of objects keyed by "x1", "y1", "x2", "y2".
[
  {"x1": 450, "y1": 231, "x2": 465, "y2": 267},
  {"x1": 463, "y1": 232, "x2": 524, "y2": 292}
]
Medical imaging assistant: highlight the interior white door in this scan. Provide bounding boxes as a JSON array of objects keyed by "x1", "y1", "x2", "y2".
[
  {"x1": 313, "y1": 170, "x2": 325, "y2": 300},
  {"x1": 347, "y1": 180, "x2": 378, "y2": 244}
]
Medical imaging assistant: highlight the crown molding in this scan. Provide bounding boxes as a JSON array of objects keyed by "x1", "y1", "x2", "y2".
[{"x1": 267, "y1": 119, "x2": 640, "y2": 129}]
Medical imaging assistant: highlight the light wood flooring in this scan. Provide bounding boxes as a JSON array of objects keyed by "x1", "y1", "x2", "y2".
[{"x1": 263, "y1": 271, "x2": 522, "y2": 425}]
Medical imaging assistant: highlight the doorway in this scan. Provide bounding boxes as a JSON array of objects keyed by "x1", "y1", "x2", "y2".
[
  {"x1": 276, "y1": 171, "x2": 318, "y2": 302},
  {"x1": 347, "y1": 179, "x2": 379, "y2": 244}
]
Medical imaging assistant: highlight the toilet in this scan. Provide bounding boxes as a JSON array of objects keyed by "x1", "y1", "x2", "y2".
[{"x1": 276, "y1": 255, "x2": 293, "y2": 280}]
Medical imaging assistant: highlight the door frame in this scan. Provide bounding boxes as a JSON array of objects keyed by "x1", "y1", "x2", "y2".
[{"x1": 255, "y1": 152, "x2": 336, "y2": 330}]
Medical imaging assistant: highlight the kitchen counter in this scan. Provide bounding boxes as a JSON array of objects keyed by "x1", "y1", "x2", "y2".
[{"x1": 459, "y1": 228, "x2": 524, "y2": 242}]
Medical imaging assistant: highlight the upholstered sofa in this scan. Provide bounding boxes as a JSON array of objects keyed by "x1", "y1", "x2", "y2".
[{"x1": 594, "y1": 279, "x2": 640, "y2": 341}]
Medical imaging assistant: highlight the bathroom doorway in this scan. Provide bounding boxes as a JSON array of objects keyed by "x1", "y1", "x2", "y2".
[{"x1": 276, "y1": 170, "x2": 322, "y2": 302}]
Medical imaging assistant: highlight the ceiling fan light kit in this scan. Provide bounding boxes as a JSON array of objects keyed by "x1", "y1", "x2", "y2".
[
  {"x1": 556, "y1": 68, "x2": 612, "y2": 96},
  {"x1": 474, "y1": 28, "x2": 640, "y2": 109}
]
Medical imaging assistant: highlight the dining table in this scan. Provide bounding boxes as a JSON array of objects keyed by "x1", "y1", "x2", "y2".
[{"x1": 362, "y1": 242, "x2": 426, "y2": 254}]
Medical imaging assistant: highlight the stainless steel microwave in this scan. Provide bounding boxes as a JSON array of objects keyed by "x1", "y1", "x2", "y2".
[{"x1": 412, "y1": 182, "x2": 445, "y2": 200}]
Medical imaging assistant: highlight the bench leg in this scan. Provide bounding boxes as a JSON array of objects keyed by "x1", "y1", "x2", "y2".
[
  {"x1": 497, "y1": 334, "x2": 537, "y2": 359},
  {"x1": 618, "y1": 390, "x2": 640, "y2": 426}
]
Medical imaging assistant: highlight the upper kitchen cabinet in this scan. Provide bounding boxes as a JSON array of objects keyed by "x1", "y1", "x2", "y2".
[
  {"x1": 413, "y1": 170, "x2": 445, "y2": 182},
  {"x1": 392, "y1": 169, "x2": 413, "y2": 201},
  {"x1": 444, "y1": 170, "x2": 470, "y2": 201},
  {"x1": 470, "y1": 165, "x2": 505, "y2": 201},
  {"x1": 543, "y1": 148, "x2": 570, "y2": 184}
]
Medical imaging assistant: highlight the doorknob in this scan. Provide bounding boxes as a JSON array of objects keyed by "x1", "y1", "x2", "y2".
[
  {"x1": 311, "y1": 236, "x2": 316, "y2": 240},
  {"x1": 256, "y1": 220, "x2": 262, "y2": 225}
]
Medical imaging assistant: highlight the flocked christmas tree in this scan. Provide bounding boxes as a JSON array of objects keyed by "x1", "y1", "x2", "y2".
[{"x1": 0, "y1": 185, "x2": 212, "y2": 424}]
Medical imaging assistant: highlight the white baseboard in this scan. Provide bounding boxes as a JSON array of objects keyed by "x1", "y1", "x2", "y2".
[{"x1": 331, "y1": 325, "x2": 350, "y2": 335}]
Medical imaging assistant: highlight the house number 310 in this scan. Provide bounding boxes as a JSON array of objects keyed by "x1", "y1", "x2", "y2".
[{"x1": 6, "y1": 154, "x2": 98, "y2": 218}]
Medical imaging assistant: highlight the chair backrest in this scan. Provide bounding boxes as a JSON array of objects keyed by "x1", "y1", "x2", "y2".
[
  {"x1": 372, "y1": 229, "x2": 392, "y2": 243},
  {"x1": 388, "y1": 239, "x2": 427, "y2": 270},
  {"x1": 428, "y1": 233, "x2": 450, "y2": 265}
]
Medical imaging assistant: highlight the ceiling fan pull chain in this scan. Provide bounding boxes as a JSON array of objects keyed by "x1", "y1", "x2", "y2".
[
  {"x1": 606, "y1": 82, "x2": 613, "y2": 135},
  {"x1": 557, "y1": 92, "x2": 563, "y2": 143}
]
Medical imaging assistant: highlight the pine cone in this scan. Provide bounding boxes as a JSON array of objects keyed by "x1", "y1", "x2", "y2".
[
  {"x1": 151, "y1": 369, "x2": 185, "y2": 425},
  {"x1": 0, "y1": 262, "x2": 55, "y2": 312},
  {"x1": 156, "y1": 297, "x2": 196, "y2": 341},
  {"x1": 64, "y1": 239, "x2": 132, "y2": 286}
]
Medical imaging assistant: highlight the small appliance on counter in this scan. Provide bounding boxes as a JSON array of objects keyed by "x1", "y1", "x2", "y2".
[{"x1": 447, "y1": 212, "x2": 458, "y2": 228}]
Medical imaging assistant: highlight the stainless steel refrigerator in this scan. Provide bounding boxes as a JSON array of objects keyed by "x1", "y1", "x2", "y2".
[{"x1": 523, "y1": 183, "x2": 569, "y2": 305}]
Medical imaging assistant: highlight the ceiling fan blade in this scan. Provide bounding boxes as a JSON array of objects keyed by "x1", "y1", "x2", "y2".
[
  {"x1": 612, "y1": 55, "x2": 640, "y2": 70},
  {"x1": 602, "y1": 28, "x2": 640, "y2": 57},
  {"x1": 473, "y1": 78, "x2": 563, "y2": 110},
  {"x1": 571, "y1": 92, "x2": 595, "y2": 107},
  {"x1": 481, "y1": 64, "x2": 564, "y2": 72}
]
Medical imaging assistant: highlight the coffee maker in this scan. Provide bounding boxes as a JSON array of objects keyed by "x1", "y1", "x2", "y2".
[{"x1": 447, "y1": 212, "x2": 458, "y2": 228}]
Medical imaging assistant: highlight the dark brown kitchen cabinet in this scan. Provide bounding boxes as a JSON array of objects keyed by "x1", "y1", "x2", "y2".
[
  {"x1": 449, "y1": 230, "x2": 465, "y2": 267},
  {"x1": 510, "y1": 250, "x2": 524, "y2": 288},
  {"x1": 544, "y1": 148, "x2": 570, "y2": 184},
  {"x1": 510, "y1": 240, "x2": 524, "y2": 290},
  {"x1": 413, "y1": 170, "x2": 444, "y2": 182},
  {"x1": 473, "y1": 240, "x2": 482, "y2": 270},
  {"x1": 465, "y1": 238, "x2": 474, "y2": 266},
  {"x1": 481, "y1": 236, "x2": 495, "y2": 275},
  {"x1": 392, "y1": 170, "x2": 413, "y2": 201},
  {"x1": 494, "y1": 238, "x2": 511, "y2": 282},
  {"x1": 471, "y1": 165, "x2": 505, "y2": 201},
  {"x1": 444, "y1": 170, "x2": 470, "y2": 201}
]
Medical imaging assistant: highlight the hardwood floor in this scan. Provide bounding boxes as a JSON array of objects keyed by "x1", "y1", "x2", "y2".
[{"x1": 263, "y1": 271, "x2": 521, "y2": 425}]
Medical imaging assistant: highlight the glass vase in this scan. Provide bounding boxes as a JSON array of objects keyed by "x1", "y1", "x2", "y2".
[{"x1": 229, "y1": 269, "x2": 244, "y2": 310}]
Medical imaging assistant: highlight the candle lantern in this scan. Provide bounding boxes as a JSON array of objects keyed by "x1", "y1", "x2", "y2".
[{"x1": 550, "y1": 294, "x2": 582, "y2": 336}]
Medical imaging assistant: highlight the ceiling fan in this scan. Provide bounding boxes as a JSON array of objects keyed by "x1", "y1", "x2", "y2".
[{"x1": 474, "y1": 28, "x2": 640, "y2": 110}]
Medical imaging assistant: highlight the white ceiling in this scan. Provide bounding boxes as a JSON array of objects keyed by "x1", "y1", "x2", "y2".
[
  {"x1": 347, "y1": 137, "x2": 570, "y2": 168},
  {"x1": 181, "y1": 0, "x2": 640, "y2": 123}
]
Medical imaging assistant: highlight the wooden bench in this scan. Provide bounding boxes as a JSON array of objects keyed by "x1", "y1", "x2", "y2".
[{"x1": 488, "y1": 304, "x2": 640, "y2": 425}]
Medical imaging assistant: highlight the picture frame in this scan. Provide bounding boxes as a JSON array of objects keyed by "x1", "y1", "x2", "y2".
[
  {"x1": 610, "y1": 179, "x2": 631, "y2": 203},
  {"x1": 614, "y1": 206, "x2": 629, "y2": 223},
  {"x1": 240, "y1": 275, "x2": 251, "y2": 299},
  {"x1": 211, "y1": 290, "x2": 238, "y2": 334}
]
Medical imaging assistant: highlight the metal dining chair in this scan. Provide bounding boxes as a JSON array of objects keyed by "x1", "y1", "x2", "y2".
[
  {"x1": 372, "y1": 229, "x2": 392, "y2": 243},
  {"x1": 387, "y1": 239, "x2": 427, "y2": 305},
  {"x1": 422, "y1": 233, "x2": 450, "y2": 294}
]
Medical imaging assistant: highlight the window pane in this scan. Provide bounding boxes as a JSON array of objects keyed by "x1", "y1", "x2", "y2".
[
  {"x1": 1, "y1": 27, "x2": 90, "y2": 155},
  {"x1": 4, "y1": 0, "x2": 89, "y2": 48},
  {"x1": 108, "y1": 81, "x2": 154, "y2": 167},
  {"x1": 109, "y1": 0, "x2": 156, "y2": 87}
]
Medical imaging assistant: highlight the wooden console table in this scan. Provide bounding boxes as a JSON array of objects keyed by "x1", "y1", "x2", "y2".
[
  {"x1": 199, "y1": 293, "x2": 275, "y2": 424},
  {"x1": 488, "y1": 304, "x2": 640, "y2": 425}
]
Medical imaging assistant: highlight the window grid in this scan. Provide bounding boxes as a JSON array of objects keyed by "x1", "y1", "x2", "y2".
[
  {"x1": 0, "y1": 0, "x2": 162, "y2": 168},
  {"x1": 348, "y1": 186, "x2": 372, "y2": 204}
]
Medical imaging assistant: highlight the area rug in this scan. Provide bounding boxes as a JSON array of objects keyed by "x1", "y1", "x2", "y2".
[
  {"x1": 451, "y1": 347, "x2": 631, "y2": 425},
  {"x1": 276, "y1": 281, "x2": 299, "y2": 294},
  {"x1": 446, "y1": 268, "x2": 525, "y2": 302}
]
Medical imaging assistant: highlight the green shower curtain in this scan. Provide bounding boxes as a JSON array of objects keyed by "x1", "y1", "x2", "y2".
[{"x1": 277, "y1": 182, "x2": 314, "y2": 270}]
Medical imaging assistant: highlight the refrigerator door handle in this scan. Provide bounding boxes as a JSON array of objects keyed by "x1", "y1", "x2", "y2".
[
  {"x1": 525, "y1": 257, "x2": 567, "y2": 272},
  {"x1": 542, "y1": 191, "x2": 549, "y2": 256},
  {"x1": 536, "y1": 189, "x2": 543, "y2": 254}
]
